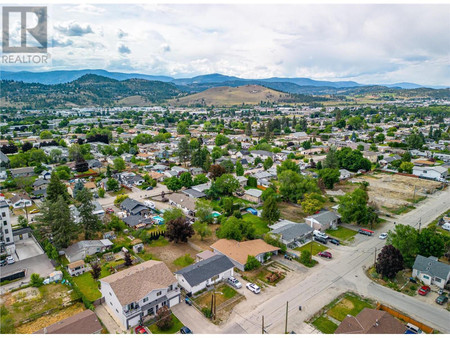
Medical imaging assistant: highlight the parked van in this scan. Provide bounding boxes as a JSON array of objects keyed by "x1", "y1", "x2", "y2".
[
  {"x1": 314, "y1": 236, "x2": 328, "y2": 244},
  {"x1": 405, "y1": 323, "x2": 423, "y2": 334}
]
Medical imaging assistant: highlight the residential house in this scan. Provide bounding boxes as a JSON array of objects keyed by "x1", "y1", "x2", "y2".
[
  {"x1": 250, "y1": 150, "x2": 274, "y2": 160},
  {"x1": 0, "y1": 150, "x2": 10, "y2": 169},
  {"x1": 242, "y1": 189, "x2": 262, "y2": 204},
  {"x1": 190, "y1": 167, "x2": 203, "y2": 176},
  {"x1": 362, "y1": 151, "x2": 379, "y2": 163},
  {"x1": 123, "y1": 215, "x2": 153, "y2": 229},
  {"x1": 87, "y1": 159, "x2": 103, "y2": 169},
  {"x1": 148, "y1": 171, "x2": 165, "y2": 182},
  {"x1": 339, "y1": 169, "x2": 353, "y2": 180},
  {"x1": 413, "y1": 166, "x2": 447, "y2": 182},
  {"x1": 269, "y1": 221, "x2": 313, "y2": 247},
  {"x1": 64, "y1": 239, "x2": 113, "y2": 263},
  {"x1": 67, "y1": 260, "x2": 88, "y2": 277},
  {"x1": 34, "y1": 310, "x2": 102, "y2": 334},
  {"x1": 10, "y1": 167, "x2": 35, "y2": 178},
  {"x1": 196, "y1": 250, "x2": 217, "y2": 262},
  {"x1": 168, "y1": 193, "x2": 196, "y2": 216},
  {"x1": 100, "y1": 260, "x2": 180, "y2": 329},
  {"x1": 120, "y1": 198, "x2": 149, "y2": 216},
  {"x1": 182, "y1": 189, "x2": 206, "y2": 199},
  {"x1": 305, "y1": 210, "x2": 340, "y2": 231},
  {"x1": 412, "y1": 255, "x2": 450, "y2": 289},
  {"x1": 175, "y1": 254, "x2": 235, "y2": 294},
  {"x1": 211, "y1": 239, "x2": 280, "y2": 271},
  {"x1": 334, "y1": 308, "x2": 406, "y2": 334},
  {"x1": 9, "y1": 193, "x2": 32, "y2": 209},
  {"x1": 379, "y1": 155, "x2": 401, "y2": 167}
]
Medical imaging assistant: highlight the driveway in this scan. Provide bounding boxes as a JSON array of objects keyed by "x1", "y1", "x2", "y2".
[
  {"x1": 0, "y1": 253, "x2": 54, "y2": 294},
  {"x1": 14, "y1": 236, "x2": 44, "y2": 261},
  {"x1": 95, "y1": 304, "x2": 126, "y2": 334},
  {"x1": 171, "y1": 302, "x2": 221, "y2": 334}
]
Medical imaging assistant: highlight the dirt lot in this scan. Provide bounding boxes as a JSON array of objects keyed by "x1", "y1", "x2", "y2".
[
  {"x1": 144, "y1": 241, "x2": 201, "y2": 272},
  {"x1": 350, "y1": 173, "x2": 442, "y2": 210},
  {"x1": 278, "y1": 202, "x2": 307, "y2": 223}
]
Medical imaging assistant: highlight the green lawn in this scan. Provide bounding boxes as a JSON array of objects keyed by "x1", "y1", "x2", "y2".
[
  {"x1": 295, "y1": 241, "x2": 328, "y2": 256},
  {"x1": 173, "y1": 254, "x2": 194, "y2": 268},
  {"x1": 219, "y1": 284, "x2": 237, "y2": 299},
  {"x1": 312, "y1": 315, "x2": 338, "y2": 334},
  {"x1": 148, "y1": 236, "x2": 169, "y2": 247},
  {"x1": 326, "y1": 226, "x2": 357, "y2": 241},
  {"x1": 73, "y1": 273, "x2": 102, "y2": 302},
  {"x1": 242, "y1": 213, "x2": 270, "y2": 236},
  {"x1": 148, "y1": 314, "x2": 184, "y2": 334},
  {"x1": 327, "y1": 294, "x2": 375, "y2": 322}
]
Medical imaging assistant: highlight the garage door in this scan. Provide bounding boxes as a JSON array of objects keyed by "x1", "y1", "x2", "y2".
[
  {"x1": 128, "y1": 315, "x2": 141, "y2": 328},
  {"x1": 169, "y1": 296, "x2": 179, "y2": 308}
]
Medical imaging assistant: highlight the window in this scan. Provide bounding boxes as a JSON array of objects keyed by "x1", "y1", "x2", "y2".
[
  {"x1": 110, "y1": 302, "x2": 113, "y2": 306},
  {"x1": 423, "y1": 275, "x2": 430, "y2": 279},
  {"x1": 116, "y1": 309, "x2": 119, "y2": 313},
  {"x1": 1, "y1": 212, "x2": 5, "y2": 217},
  {"x1": 3, "y1": 221, "x2": 6, "y2": 226},
  {"x1": 156, "y1": 291, "x2": 162, "y2": 296},
  {"x1": 168, "y1": 285, "x2": 173, "y2": 291},
  {"x1": 4, "y1": 229, "x2": 8, "y2": 234},
  {"x1": 6, "y1": 238, "x2": 10, "y2": 242},
  {"x1": 435, "y1": 277, "x2": 441, "y2": 283},
  {"x1": 109, "y1": 292, "x2": 112, "y2": 296},
  {"x1": 148, "y1": 308, "x2": 154, "y2": 316},
  {"x1": 143, "y1": 297, "x2": 148, "y2": 303}
]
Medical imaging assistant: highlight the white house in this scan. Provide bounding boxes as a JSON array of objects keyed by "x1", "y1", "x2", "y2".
[
  {"x1": 339, "y1": 169, "x2": 352, "y2": 180},
  {"x1": 9, "y1": 193, "x2": 32, "y2": 209},
  {"x1": 412, "y1": 255, "x2": 450, "y2": 289},
  {"x1": 305, "y1": 210, "x2": 340, "y2": 231},
  {"x1": 67, "y1": 260, "x2": 88, "y2": 277},
  {"x1": 175, "y1": 254, "x2": 235, "y2": 294},
  {"x1": 64, "y1": 239, "x2": 113, "y2": 263},
  {"x1": 100, "y1": 260, "x2": 180, "y2": 329},
  {"x1": 413, "y1": 166, "x2": 447, "y2": 182}
]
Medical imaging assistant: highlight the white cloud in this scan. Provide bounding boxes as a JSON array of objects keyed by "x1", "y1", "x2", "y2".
[{"x1": 9, "y1": 4, "x2": 449, "y2": 86}]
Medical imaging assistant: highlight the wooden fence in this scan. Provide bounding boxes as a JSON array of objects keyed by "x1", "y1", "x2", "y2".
[{"x1": 376, "y1": 303, "x2": 434, "y2": 334}]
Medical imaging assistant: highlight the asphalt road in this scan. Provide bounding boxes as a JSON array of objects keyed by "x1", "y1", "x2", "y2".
[{"x1": 220, "y1": 188, "x2": 450, "y2": 334}]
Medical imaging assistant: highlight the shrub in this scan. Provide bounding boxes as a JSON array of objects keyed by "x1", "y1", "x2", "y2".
[
  {"x1": 30, "y1": 273, "x2": 44, "y2": 287},
  {"x1": 114, "y1": 194, "x2": 129, "y2": 205},
  {"x1": 244, "y1": 255, "x2": 261, "y2": 271},
  {"x1": 202, "y1": 307, "x2": 212, "y2": 318},
  {"x1": 156, "y1": 306, "x2": 173, "y2": 331}
]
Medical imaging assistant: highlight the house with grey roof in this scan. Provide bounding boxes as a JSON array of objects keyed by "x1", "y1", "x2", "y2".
[
  {"x1": 64, "y1": 239, "x2": 113, "y2": 263},
  {"x1": 242, "y1": 189, "x2": 263, "y2": 203},
  {"x1": 175, "y1": 254, "x2": 235, "y2": 294},
  {"x1": 269, "y1": 221, "x2": 313, "y2": 247},
  {"x1": 182, "y1": 188, "x2": 206, "y2": 199},
  {"x1": 120, "y1": 198, "x2": 149, "y2": 216},
  {"x1": 0, "y1": 150, "x2": 9, "y2": 169},
  {"x1": 305, "y1": 210, "x2": 340, "y2": 231},
  {"x1": 413, "y1": 166, "x2": 448, "y2": 182},
  {"x1": 412, "y1": 255, "x2": 450, "y2": 289}
]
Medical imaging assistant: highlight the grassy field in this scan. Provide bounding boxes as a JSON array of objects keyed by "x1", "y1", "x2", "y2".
[
  {"x1": 148, "y1": 236, "x2": 169, "y2": 247},
  {"x1": 326, "y1": 226, "x2": 357, "y2": 241},
  {"x1": 148, "y1": 313, "x2": 184, "y2": 334},
  {"x1": 278, "y1": 202, "x2": 306, "y2": 223},
  {"x1": 195, "y1": 284, "x2": 237, "y2": 309},
  {"x1": 312, "y1": 315, "x2": 338, "y2": 334},
  {"x1": 295, "y1": 241, "x2": 328, "y2": 256},
  {"x1": 327, "y1": 294, "x2": 375, "y2": 321},
  {"x1": 173, "y1": 254, "x2": 195, "y2": 268},
  {"x1": 242, "y1": 214, "x2": 270, "y2": 236}
]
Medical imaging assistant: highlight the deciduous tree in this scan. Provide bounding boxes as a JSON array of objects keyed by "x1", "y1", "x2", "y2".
[
  {"x1": 375, "y1": 245, "x2": 404, "y2": 279},
  {"x1": 166, "y1": 217, "x2": 194, "y2": 243}
]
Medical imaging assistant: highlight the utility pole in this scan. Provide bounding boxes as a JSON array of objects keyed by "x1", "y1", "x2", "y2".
[
  {"x1": 418, "y1": 218, "x2": 422, "y2": 232},
  {"x1": 262, "y1": 315, "x2": 264, "y2": 334},
  {"x1": 210, "y1": 293, "x2": 214, "y2": 320},
  {"x1": 374, "y1": 247, "x2": 377, "y2": 266},
  {"x1": 285, "y1": 301, "x2": 289, "y2": 334},
  {"x1": 413, "y1": 185, "x2": 416, "y2": 203}
]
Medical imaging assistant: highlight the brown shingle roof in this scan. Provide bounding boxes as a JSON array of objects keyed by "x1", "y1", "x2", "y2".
[
  {"x1": 100, "y1": 260, "x2": 176, "y2": 306},
  {"x1": 335, "y1": 308, "x2": 405, "y2": 334},
  {"x1": 210, "y1": 239, "x2": 280, "y2": 265},
  {"x1": 34, "y1": 310, "x2": 102, "y2": 334},
  {"x1": 68, "y1": 260, "x2": 85, "y2": 270}
]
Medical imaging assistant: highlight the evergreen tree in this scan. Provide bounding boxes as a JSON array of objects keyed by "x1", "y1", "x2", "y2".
[
  {"x1": 73, "y1": 179, "x2": 85, "y2": 199},
  {"x1": 245, "y1": 121, "x2": 252, "y2": 136},
  {"x1": 50, "y1": 196, "x2": 78, "y2": 249},
  {"x1": 47, "y1": 171, "x2": 69, "y2": 203},
  {"x1": 235, "y1": 160, "x2": 244, "y2": 176},
  {"x1": 323, "y1": 146, "x2": 339, "y2": 169},
  {"x1": 178, "y1": 137, "x2": 191, "y2": 166},
  {"x1": 262, "y1": 195, "x2": 280, "y2": 225},
  {"x1": 77, "y1": 188, "x2": 102, "y2": 240}
]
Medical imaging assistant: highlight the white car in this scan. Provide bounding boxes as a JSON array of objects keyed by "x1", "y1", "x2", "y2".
[
  {"x1": 246, "y1": 283, "x2": 261, "y2": 294},
  {"x1": 227, "y1": 276, "x2": 242, "y2": 289},
  {"x1": 379, "y1": 233, "x2": 388, "y2": 240},
  {"x1": 6, "y1": 256, "x2": 15, "y2": 264}
]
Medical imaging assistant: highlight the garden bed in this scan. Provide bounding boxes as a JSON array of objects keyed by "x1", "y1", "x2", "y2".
[{"x1": 148, "y1": 313, "x2": 184, "y2": 334}]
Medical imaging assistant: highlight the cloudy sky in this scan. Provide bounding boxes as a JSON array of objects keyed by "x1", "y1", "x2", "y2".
[{"x1": 4, "y1": 4, "x2": 450, "y2": 86}]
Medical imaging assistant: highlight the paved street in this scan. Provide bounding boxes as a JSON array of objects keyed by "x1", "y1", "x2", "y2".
[{"x1": 219, "y1": 188, "x2": 450, "y2": 334}]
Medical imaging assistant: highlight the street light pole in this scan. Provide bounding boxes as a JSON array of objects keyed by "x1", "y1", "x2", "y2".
[{"x1": 285, "y1": 301, "x2": 289, "y2": 334}]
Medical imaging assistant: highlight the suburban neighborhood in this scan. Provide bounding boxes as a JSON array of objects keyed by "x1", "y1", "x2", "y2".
[{"x1": 1, "y1": 2, "x2": 450, "y2": 336}]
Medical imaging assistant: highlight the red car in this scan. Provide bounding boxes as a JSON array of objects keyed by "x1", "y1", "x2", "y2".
[
  {"x1": 418, "y1": 285, "x2": 431, "y2": 296},
  {"x1": 318, "y1": 251, "x2": 332, "y2": 259},
  {"x1": 106, "y1": 208, "x2": 114, "y2": 214},
  {"x1": 135, "y1": 326, "x2": 148, "y2": 334}
]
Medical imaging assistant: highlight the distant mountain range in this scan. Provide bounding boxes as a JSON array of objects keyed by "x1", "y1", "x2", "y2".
[{"x1": 2, "y1": 69, "x2": 445, "y2": 90}]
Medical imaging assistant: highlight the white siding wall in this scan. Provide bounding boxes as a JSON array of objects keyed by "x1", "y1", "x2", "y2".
[
  {"x1": 100, "y1": 281, "x2": 127, "y2": 328},
  {"x1": 176, "y1": 269, "x2": 234, "y2": 294}
]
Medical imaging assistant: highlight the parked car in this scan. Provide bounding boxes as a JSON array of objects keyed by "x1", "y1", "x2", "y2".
[
  {"x1": 409, "y1": 277, "x2": 417, "y2": 284},
  {"x1": 146, "y1": 186, "x2": 153, "y2": 191},
  {"x1": 134, "y1": 326, "x2": 148, "y2": 334},
  {"x1": 180, "y1": 326, "x2": 193, "y2": 334},
  {"x1": 185, "y1": 297, "x2": 192, "y2": 306},
  {"x1": 246, "y1": 283, "x2": 261, "y2": 294},
  {"x1": 405, "y1": 323, "x2": 423, "y2": 334},
  {"x1": 318, "y1": 251, "x2": 332, "y2": 259},
  {"x1": 379, "y1": 233, "x2": 388, "y2": 240},
  {"x1": 438, "y1": 288, "x2": 444, "y2": 295},
  {"x1": 418, "y1": 285, "x2": 431, "y2": 296},
  {"x1": 313, "y1": 230, "x2": 329, "y2": 239},
  {"x1": 314, "y1": 236, "x2": 328, "y2": 244},
  {"x1": 227, "y1": 276, "x2": 242, "y2": 289},
  {"x1": 106, "y1": 208, "x2": 114, "y2": 214},
  {"x1": 329, "y1": 238, "x2": 340, "y2": 245},
  {"x1": 0, "y1": 259, "x2": 7, "y2": 266},
  {"x1": 29, "y1": 209, "x2": 39, "y2": 214},
  {"x1": 435, "y1": 295, "x2": 448, "y2": 305},
  {"x1": 6, "y1": 256, "x2": 15, "y2": 265}
]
